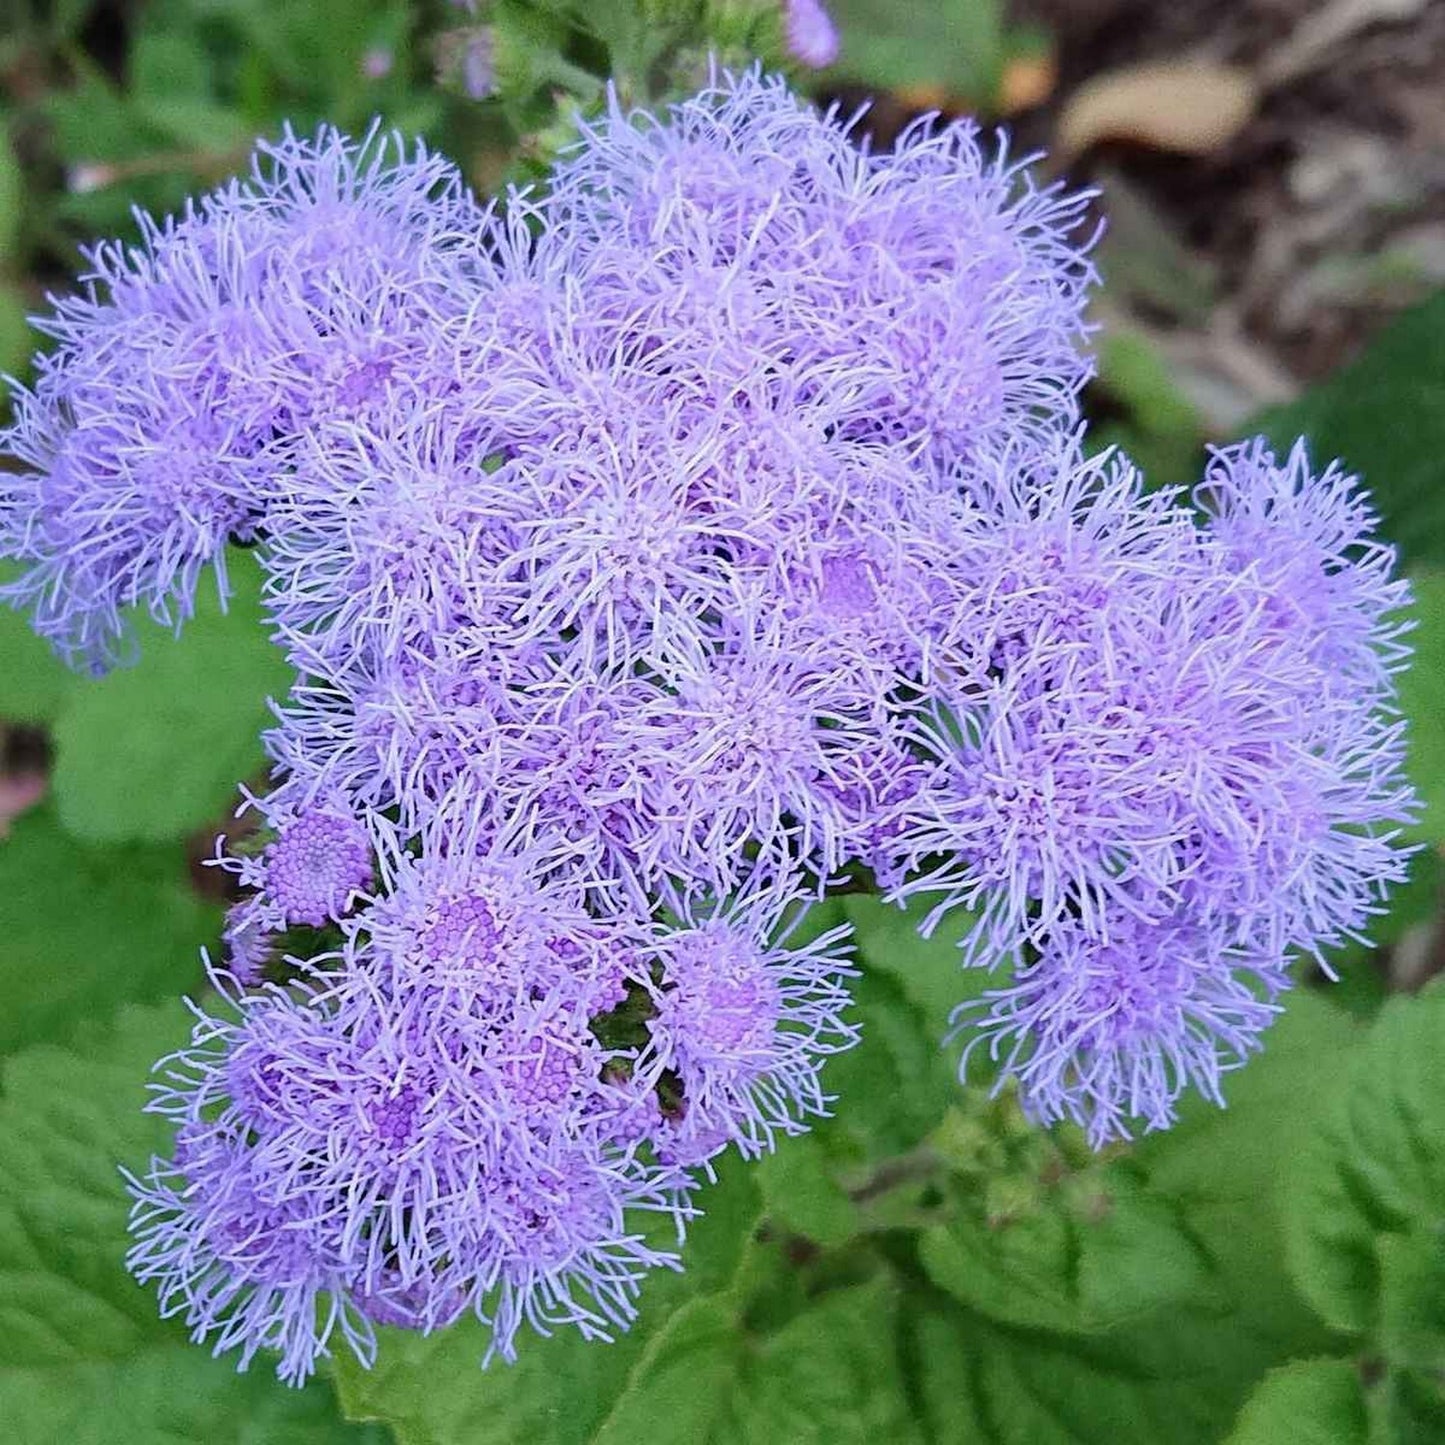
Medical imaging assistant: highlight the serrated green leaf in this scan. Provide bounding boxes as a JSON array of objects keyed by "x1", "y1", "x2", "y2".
[
  {"x1": 1223, "y1": 1358, "x2": 1368, "y2": 1445},
  {"x1": 1255, "y1": 289, "x2": 1445, "y2": 569},
  {"x1": 1399, "y1": 572, "x2": 1445, "y2": 842},
  {"x1": 1372, "y1": 1366, "x2": 1445, "y2": 1445},
  {"x1": 0, "y1": 806, "x2": 220, "y2": 1055},
  {"x1": 1378, "y1": 1226, "x2": 1445, "y2": 1372},
  {"x1": 0, "y1": 1002, "x2": 199, "y2": 1363},
  {"x1": 52, "y1": 552, "x2": 292, "y2": 843},
  {"x1": 0, "y1": 1002, "x2": 375, "y2": 1441},
  {"x1": 754, "y1": 1129, "x2": 862, "y2": 1246},
  {"x1": 839, "y1": 892, "x2": 987, "y2": 1044},
  {"x1": 906, "y1": 1280, "x2": 1289, "y2": 1445},
  {"x1": 813, "y1": 967, "x2": 959, "y2": 1166},
  {"x1": 918, "y1": 1170, "x2": 1215, "y2": 1335},
  {"x1": 594, "y1": 1279, "x2": 921, "y2": 1445},
  {"x1": 1132, "y1": 985, "x2": 1360, "y2": 1359},
  {"x1": 1284, "y1": 979, "x2": 1445, "y2": 1337},
  {"x1": 0, "y1": 1345, "x2": 383, "y2": 1445},
  {"x1": 334, "y1": 1155, "x2": 762, "y2": 1445}
]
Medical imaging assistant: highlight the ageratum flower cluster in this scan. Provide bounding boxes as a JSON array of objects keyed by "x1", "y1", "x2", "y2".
[{"x1": 0, "y1": 70, "x2": 1416, "y2": 1382}]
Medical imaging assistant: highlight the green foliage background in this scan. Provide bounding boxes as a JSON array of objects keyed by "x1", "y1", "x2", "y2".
[{"x1": 1, "y1": 3, "x2": 1443, "y2": 1442}]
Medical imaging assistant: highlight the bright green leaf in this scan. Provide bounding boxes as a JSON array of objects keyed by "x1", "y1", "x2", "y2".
[
  {"x1": 812, "y1": 967, "x2": 959, "y2": 1166},
  {"x1": 0, "y1": 1345, "x2": 382, "y2": 1445},
  {"x1": 754, "y1": 1130, "x2": 862, "y2": 1247},
  {"x1": 1378, "y1": 1225, "x2": 1445, "y2": 1372},
  {"x1": 907, "y1": 1280, "x2": 1290, "y2": 1445},
  {"x1": 1255, "y1": 289, "x2": 1445, "y2": 570},
  {"x1": 130, "y1": 27, "x2": 212, "y2": 100},
  {"x1": 0, "y1": 283, "x2": 32, "y2": 382},
  {"x1": 0, "y1": 1003, "x2": 375, "y2": 1441},
  {"x1": 0, "y1": 128, "x2": 21, "y2": 265},
  {"x1": 1284, "y1": 979, "x2": 1445, "y2": 1337},
  {"x1": 594, "y1": 1279, "x2": 921, "y2": 1445},
  {"x1": 0, "y1": 806, "x2": 220, "y2": 1056},
  {"x1": 1134, "y1": 986, "x2": 1360, "y2": 1358},
  {"x1": 0, "y1": 1003, "x2": 198, "y2": 1363},
  {"x1": 1372, "y1": 1366, "x2": 1445, "y2": 1444},
  {"x1": 52, "y1": 551, "x2": 293, "y2": 843},
  {"x1": 919, "y1": 1170, "x2": 1215, "y2": 1335},
  {"x1": 839, "y1": 891, "x2": 987, "y2": 1045},
  {"x1": 1398, "y1": 572, "x2": 1445, "y2": 841},
  {"x1": 1223, "y1": 1358, "x2": 1368, "y2": 1445},
  {"x1": 0, "y1": 567, "x2": 73, "y2": 723}
]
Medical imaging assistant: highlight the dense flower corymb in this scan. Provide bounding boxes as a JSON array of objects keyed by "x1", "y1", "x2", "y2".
[{"x1": 0, "y1": 63, "x2": 1419, "y2": 1383}]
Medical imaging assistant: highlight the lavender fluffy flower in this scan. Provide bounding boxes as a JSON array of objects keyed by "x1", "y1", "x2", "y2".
[
  {"x1": 128, "y1": 842, "x2": 689, "y2": 1380},
  {"x1": 782, "y1": 0, "x2": 841, "y2": 69},
  {"x1": 959, "y1": 902, "x2": 1289, "y2": 1146},
  {"x1": 1, "y1": 124, "x2": 486, "y2": 668},
  {"x1": 127, "y1": 1116, "x2": 373, "y2": 1385},
  {"x1": 895, "y1": 441, "x2": 1416, "y2": 964},
  {"x1": 642, "y1": 878, "x2": 858, "y2": 1164},
  {"x1": 542, "y1": 68, "x2": 1096, "y2": 469},
  {"x1": 219, "y1": 795, "x2": 374, "y2": 937},
  {"x1": 1197, "y1": 437, "x2": 1413, "y2": 696}
]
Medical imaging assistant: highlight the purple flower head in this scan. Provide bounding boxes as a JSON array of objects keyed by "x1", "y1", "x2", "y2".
[
  {"x1": 217, "y1": 794, "x2": 373, "y2": 935},
  {"x1": 783, "y1": 0, "x2": 841, "y2": 69},
  {"x1": 1196, "y1": 437, "x2": 1413, "y2": 695},
  {"x1": 543, "y1": 67, "x2": 1096, "y2": 469},
  {"x1": 641, "y1": 874, "x2": 858, "y2": 1163},
  {"x1": 958, "y1": 902, "x2": 1289, "y2": 1147},
  {"x1": 1, "y1": 124, "x2": 487, "y2": 669},
  {"x1": 128, "y1": 898, "x2": 691, "y2": 1380},
  {"x1": 262, "y1": 808, "x2": 373, "y2": 928},
  {"x1": 0, "y1": 348, "x2": 265, "y2": 670},
  {"x1": 126, "y1": 1006, "x2": 375, "y2": 1385},
  {"x1": 894, "y1": 446, "x2": 1204, "y2": 949}
]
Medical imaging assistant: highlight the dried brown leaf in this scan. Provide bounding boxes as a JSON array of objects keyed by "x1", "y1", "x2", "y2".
[{"x1": 1058, "y1": 61, "x2": 1258, "y2": 161}]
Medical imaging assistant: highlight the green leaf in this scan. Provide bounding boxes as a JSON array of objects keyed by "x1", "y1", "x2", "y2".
[
  {"x1": 0, "y1": 806, "x2": 220, "y2": 1056},
  {"x1": 753, "y1": 1130, "x2": 862, "y2": 1246},
  {"x1": 1398, "y1": 572, "x2": 1445, "y2": 842},
  {"x1": 0, "y1": 568, "x2": 73, "y2": 723},
  {"x1": 839, "y1": 892, "x2": 987, "y2": 1045},
  {"x1": 1133, "y1": 986, "x2": 1361, "y2": 1358},
  {"x1": 335, "y1": 1155, "x2": 762, "y2": 1445},
  {"x1": 820, "y1": 965, "x2": 960, "y2": 1163},
  {"x1": 130, "y1": 28, "x2": 212, "y2": 101},
  {"x1": 751, "y1": 898, "x2": 982, "y2": 1245},
  {"x1": 918, "y1": 1169, "x2": 1215, "y2": 1335},
  {"x1": 0, "y1": 127, "x2": 22, "y2": 265},
  {"x1": 594, "y1": 1279, "x2": 921, "y2": 1445},
  {"x1": 1224, "y1": 1359, "x2": 1368, "y2": 1445},
  {"x1": 1283, "y1": 979, "x2": 1445, "y2": 1338},
  {"x1": 1255, "y1": 289, "x2": 1445, "y2": 569},
  {"x1": 1378, "y1": 1225, "x2": 1445, "y2": 1372},
  {"x1": 1372, "y1": 1367, "x2": 1445, "y2": 1444},
  {"x1": 0, "y1": 1005, "x2": 189, "y2": 1364},
  {"x1": 0, "y1": 1346, "x2": 383, "y2": 1445},
  {"x1": 826, "y1": 0, "x2": 1004, "y2": 101},
  {"x1": 52, "y1": 551, "x2": 293, "y2": 843},
  {"x1": 906, "y1": 1280, "x2": 1292, "y2": 1445},
  {"x1": 0, "y1": 284, "x2": 33, "y2": 382},
  {"x1": 0, "y1": 1003, "x2": 374, "y2": 1442}
]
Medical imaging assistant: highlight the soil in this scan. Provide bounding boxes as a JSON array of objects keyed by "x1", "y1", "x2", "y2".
[{"x1": 1014, "y1": 0, "x2": 1445, "y2": 384}]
